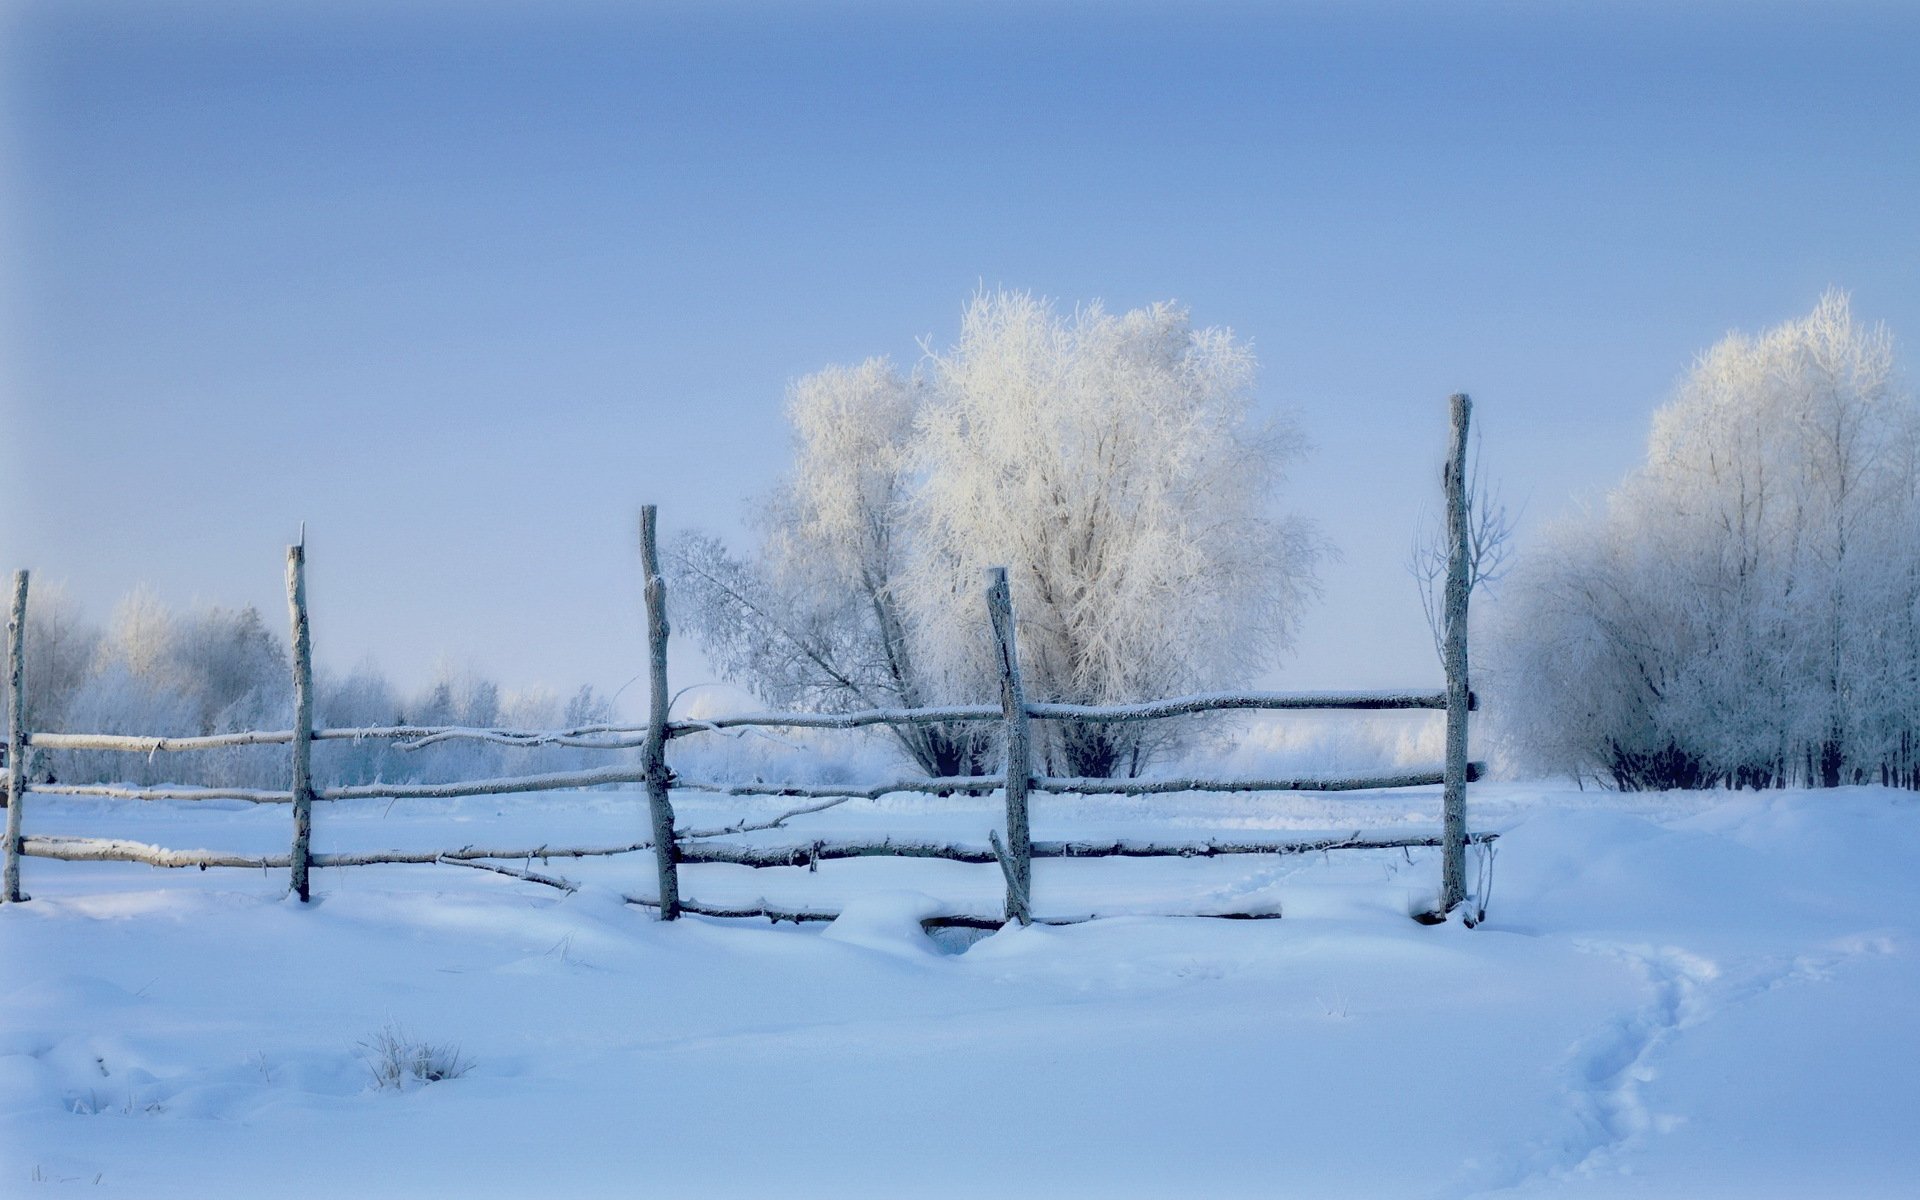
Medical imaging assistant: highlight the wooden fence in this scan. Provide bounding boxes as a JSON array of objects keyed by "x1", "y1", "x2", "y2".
[{"x1": 2, "y1": 396, "x2": 1487, "y2": 927}]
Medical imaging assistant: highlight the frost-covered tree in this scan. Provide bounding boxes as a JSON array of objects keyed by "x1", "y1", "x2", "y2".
[
  {"x1": 909, "y1": 292, "x2": 1322, "y2": 776},
  {"x1": 1490, "y1": 292, "x2": 1920, "y2": 789},
  {"x1": 672, "y1": 359, "x2": 993, "y2": 775},
  {"x1": 0, "y1": 582, "x2": 100, "y2": 740},
  {"x1": 675, "y1": 293, "x2": 1322, "y2": 779}
]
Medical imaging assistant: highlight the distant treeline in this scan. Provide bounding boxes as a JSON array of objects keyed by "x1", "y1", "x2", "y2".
[{"x1": 1, "y1": 585, "x2": 624, "y2": 789}]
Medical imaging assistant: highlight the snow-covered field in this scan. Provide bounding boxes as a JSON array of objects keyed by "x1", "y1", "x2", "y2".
[{"x1": 3, "y1": 782, "x2": 1915, "y2": 1198}]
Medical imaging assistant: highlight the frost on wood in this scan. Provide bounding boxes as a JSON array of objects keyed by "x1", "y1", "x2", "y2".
[
  {"x1": 641, "y1": 506, "x2": 683, "y2": 919},
  {"x1": 285, "y1": 544, "x2": 315, "y2": 902},
  {"x1": 33, "y1": 783, "x2": 293, "y2": 804},
  {"x1": 6, "y1": 571, "x2": 31, "y2": 902},
  {"x1": 1441, "y1": 393, "x2": 1473, "y2": 914},
  {"x1": 987, "y1": 568, "x2": 1033, "y2": 924}
]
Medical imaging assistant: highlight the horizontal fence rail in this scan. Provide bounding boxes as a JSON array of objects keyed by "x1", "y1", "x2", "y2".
[
  {"x1": 5, "y1": 397, "x2": 1484, "y2": 923},
  {"x1": 24, "y1": 688, "x2": 1473, "y2": 755}
]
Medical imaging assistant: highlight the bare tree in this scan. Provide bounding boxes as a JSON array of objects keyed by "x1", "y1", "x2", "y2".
[{"x1": 1409, "y1": 426, "x2": 1513, "y2": 663}]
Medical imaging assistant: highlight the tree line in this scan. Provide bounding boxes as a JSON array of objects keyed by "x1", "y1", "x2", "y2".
[
  {"x1": 1, "y1": 586, "x2": 620, "y2": 789},
  {"x1": 12, "y1": 289, "x2": 1915, "y2": 794}
]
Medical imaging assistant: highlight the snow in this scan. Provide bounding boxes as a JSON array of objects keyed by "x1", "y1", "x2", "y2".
[{"x1": 3, "y1": 782, "x2": 1916, "y2": 1197}]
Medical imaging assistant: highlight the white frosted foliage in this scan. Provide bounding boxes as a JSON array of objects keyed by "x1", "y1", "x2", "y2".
[
  {"x1": 905, "y1": 292, "x2": 1322, "y2": 777},
  {"x1": 1491, "y1": 292, "x2": 1920, "y2": 789}
]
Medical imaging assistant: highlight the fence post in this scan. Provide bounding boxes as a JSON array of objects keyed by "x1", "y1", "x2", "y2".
[
  {"x1": 640, "y1": 505, "x2": 682, "y2": 920},
  {"x1": 985, "y1": 567, "x2": 1032, "y2": 925},
  {"x1": 5, "y1": 570, "x2": 29, "y2": 903},
  {"x1": 1440, "y1": 393, "x2": 1472, "y2": 914},
  {"x1": 286, "y1": 542, "x2": 315, "y2": 903}
]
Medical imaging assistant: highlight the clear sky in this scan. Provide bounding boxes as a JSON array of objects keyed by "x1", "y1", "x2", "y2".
[{"x1": 5, "y1": 0, "x2": 1918, "y2": 713}]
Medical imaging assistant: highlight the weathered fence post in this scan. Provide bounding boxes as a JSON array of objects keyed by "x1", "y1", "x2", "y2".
[
  {"x1": 5, "y1": 570, "x2": 30, "y2": 903},
  {"x1": 285, "y1": 541, "x2": 315, "y2": 903},
  {"x1": 1440, "y1": 393, "x2": 1472, "y2": 914},
  {"x1": 640, "y1": 505, "x2": 682, "y2": 920},
  {"x1": 986, "y1": 567, "x2": 1032, "y2": 925}
]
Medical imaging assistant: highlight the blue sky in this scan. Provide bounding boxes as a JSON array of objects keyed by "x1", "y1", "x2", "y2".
[{"x1": 5, "y1": 0, "x2": 1918, "y2": 709}]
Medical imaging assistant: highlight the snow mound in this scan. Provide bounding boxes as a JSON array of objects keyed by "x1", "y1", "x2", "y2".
[{"x1": 820, "y1": 891, "x2": 946, "y2": 958}]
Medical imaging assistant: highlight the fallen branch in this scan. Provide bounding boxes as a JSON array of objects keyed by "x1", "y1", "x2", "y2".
[
  {"x1": 434, "y1": 856, "x2": 578, "y2": 892},
  {"x1": 677, "y1": 794, "x2": 857, "y2": 840}
]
